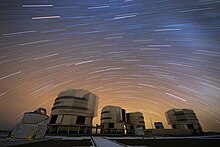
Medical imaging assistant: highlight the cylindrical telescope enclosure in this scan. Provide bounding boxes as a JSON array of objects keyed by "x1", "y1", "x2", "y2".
[{"x1": 48, "y1": 89, "x2": 98, "y2": 135}]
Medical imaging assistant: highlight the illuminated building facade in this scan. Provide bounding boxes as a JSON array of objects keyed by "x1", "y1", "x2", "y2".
[
  {"x1": 100, "y1": 105, "x2": 127, "y2": 134},
  {"x1": 11, "y1": 108, "x2": 49, "y2": 139},
  {"x1": 166, "y1": 108, "x2": 203, "y2": 134},
  {"x1": 47, "y1": 89, "x2": 98, "y2": 135},
  {"x1": 126, "y1": 112, "x2": 145, "y2": 134}
]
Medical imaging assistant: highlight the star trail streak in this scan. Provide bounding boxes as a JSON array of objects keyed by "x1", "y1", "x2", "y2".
[{"x1": 0, "y1": 0, "x2": 220, "y2": 132}]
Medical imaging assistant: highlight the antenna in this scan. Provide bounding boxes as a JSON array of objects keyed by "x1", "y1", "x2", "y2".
[{"x1": 150, "y1": 117, "x2": 154, "y2": 129}]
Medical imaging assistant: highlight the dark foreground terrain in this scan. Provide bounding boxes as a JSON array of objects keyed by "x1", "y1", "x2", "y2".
[
  {"x1": 114, "y1": 139, "x2": 220, "y2": 147},
  {"x1": 10, "y1": 139, "x2": 220, "y2": 147},
  {"x1": 13, "y1": 139, "x2": 92, "y2": 147},
  {"x1": 2, "y1": 137, "x2": 220, "y2": 147}
]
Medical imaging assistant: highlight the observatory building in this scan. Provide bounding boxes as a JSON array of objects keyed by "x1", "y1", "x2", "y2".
[
  {"x1": 126, "y1": 112, "x2": 145, "y2": 134},
  {"x1": 100, "y1": 105, "x2": 127, "y2": 134},
  {"x1": 11, "y1": 108, "x2": 49, "y2": 139},
  {"x1": 166, "y1": 108, "x2": 203, "y2": 134},
  {"x1": 47, "y1": 89, "x2": 98, "y2": 135}
]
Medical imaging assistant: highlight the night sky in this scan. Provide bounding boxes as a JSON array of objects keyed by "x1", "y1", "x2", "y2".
[{"x1": 0, "y1": 0, "x2": 220, "y2": 131}]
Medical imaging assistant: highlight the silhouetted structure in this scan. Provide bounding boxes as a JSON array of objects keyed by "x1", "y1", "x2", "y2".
[
  {"x1": 154, "y1": 122, "x2": 164, "y2": 129},
  {"x1": 166, "y1": 108, "x2": 202, "y2": 134},
  {"x1": 47, "y1": 89, "x2": 98, "y2": 135}
]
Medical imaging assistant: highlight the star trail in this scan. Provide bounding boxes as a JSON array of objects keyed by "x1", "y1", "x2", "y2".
[{"x1": 0, "y1": 0, "x2": 220, "y2": 131}]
